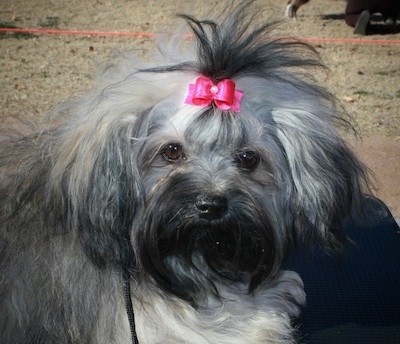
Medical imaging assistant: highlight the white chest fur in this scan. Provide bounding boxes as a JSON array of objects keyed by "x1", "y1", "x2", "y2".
[{"x1": 129, "y1": 271, "x2": 305, "y2": 344}]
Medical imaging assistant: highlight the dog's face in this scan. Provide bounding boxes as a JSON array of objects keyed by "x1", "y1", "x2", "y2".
[
  {"x1": 135, "y1": 104, "x2": 280, "y2": 301},
  {"x1": 44, "y1": 9, "x2": 367, "y2": 306}
]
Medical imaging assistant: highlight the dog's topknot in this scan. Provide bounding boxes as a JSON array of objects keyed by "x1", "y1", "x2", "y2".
[
  {"x1": 142, "y1": 0, "x2": 343, "y2": 129},
  {"x1": 146, "y1": 1, "x2": 323, "y2": 86},
  {"x1": 179, "y1": 4, "x2": 320, "y2": 82}
]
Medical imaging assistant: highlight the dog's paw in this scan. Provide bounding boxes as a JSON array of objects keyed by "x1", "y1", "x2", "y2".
[{"x1": 261, "y1": 270, "x2": 306, "y2": 317}]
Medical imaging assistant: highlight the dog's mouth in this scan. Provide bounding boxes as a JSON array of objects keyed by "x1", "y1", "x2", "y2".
[
  {"x1": 180, "y1": 221, "x2": 270, "y2": 272},
  {"x1": 136, "y1": 203, "x2": 280, "y2": 303},
  {"x1": 196, "y1": 227, "x2": 270, "y2": 283}
]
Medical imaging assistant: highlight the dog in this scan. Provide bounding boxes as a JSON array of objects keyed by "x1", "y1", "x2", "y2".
[
  {"x1": 0, "y1": 1, "x2": 369, "y2": 343},
  {"x1": 285, "y1": 0, "x2": 310, "y2": 19}
]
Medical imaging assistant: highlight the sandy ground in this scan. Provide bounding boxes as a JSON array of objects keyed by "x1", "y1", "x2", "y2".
[{"x1": 0, "y1": 0, "x2": 399, "y2": 220}]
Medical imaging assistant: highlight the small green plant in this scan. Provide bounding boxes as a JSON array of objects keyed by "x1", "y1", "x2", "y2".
[
  {"x1": 375, "y1": 69, "x2": 400, "y2": 76},
  {"x1": 0, "y1": 22, "x2": 36, "y2": 39},
  {"x1": 40, "y1": 71, "x2": 51, "y2": 79},
  {"x1": 38, "y1": 16, "x2": 60, "y2": 29},
  {"x1": 396, "y1": 90, "x2": 400, "y2": 98},
  {"x1": 353, "y1": 89, "x2": 372, "y2": 96},
  {"x1": 376, "y1": 71, "x2": 389, "y2": 76}
]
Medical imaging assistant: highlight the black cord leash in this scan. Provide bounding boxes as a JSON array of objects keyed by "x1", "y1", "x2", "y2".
[{"x1": 123, "y1": 268, "x2": 139, "y2": 344}]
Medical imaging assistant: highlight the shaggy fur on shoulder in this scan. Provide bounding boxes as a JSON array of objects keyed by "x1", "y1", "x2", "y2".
[{"x1": 0, "y1": 1, "x2": 368, "y2": 343}]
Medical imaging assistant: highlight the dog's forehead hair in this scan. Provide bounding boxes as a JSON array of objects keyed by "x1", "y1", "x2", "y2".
[{"x1": 161, "y1": 106, "x2": 264, "y2": 153}]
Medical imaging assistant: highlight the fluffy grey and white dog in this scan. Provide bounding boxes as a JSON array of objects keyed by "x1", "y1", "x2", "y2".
[{"x1": 0, "y1": 1, "x2": 368, "y2": 343}]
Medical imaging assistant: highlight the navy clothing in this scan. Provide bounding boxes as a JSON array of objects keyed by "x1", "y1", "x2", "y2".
[
  {"x1": 345, "y1": 0, "x2": 400, "y2": 27},
  {"x1": 286, "y1": 197, "x2": 400, "y2": 343}
]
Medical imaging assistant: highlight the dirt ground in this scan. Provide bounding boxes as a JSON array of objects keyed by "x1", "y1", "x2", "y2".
[{"x1": 0, "y1": 0, "x2": 399, "y2": 220}]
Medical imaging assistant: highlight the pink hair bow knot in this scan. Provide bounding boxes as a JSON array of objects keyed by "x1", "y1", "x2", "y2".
[{"x1": 185, "y1": 76, "x2": 243, "y2": 112}]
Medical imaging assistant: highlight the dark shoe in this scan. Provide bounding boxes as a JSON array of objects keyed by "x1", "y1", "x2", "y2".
[
  {"x1": 354, "y1": 10, "x2": 370, "y2": 35},
  {"x1": 384, "y1": 17, "x2": 397, "y2": 32}
]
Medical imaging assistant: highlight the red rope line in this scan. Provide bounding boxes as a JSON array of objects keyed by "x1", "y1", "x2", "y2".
[
  {"x1": 300, "y1": 36, "x2": 400, "y2": 45},
  {"x1": 1, "y1": 27, "x2": 400, "y2": 45}
]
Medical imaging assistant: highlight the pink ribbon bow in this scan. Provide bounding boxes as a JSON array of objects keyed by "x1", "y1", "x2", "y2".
[{"x1": 185, "y1": 76, "x2": 243, "y2": 112}]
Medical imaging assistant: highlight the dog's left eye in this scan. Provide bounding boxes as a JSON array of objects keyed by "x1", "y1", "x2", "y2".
[
  {"x1": 235, "y1": 151, "x2": 260, "y2": 171},
  {"x1": 161, "y1": 143, "x2": 186, "y2": 162}
]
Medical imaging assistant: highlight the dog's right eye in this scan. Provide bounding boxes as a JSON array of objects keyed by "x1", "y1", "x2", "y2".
[
  {"x1": 161, "y1": 143, "x2": 186, "y2": 162},
  {"x1": 235, "y1": 150, "x2": 260, "y2": 172}
]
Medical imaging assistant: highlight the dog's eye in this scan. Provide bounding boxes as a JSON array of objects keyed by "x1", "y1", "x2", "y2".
[
  {"x1": 161, "y1": 143, "x2": 186, "y2": 162},
  {"x1": 235, "y1": 151, "x2": 260, "y2": 171}
]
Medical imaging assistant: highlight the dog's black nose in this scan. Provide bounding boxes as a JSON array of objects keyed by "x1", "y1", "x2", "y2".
[{"x1": 195, "y1": 194, "x2": 228, "y2": 221}]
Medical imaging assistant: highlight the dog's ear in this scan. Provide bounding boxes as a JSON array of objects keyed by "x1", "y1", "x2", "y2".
[
  {"x1": 44, "y1": 55, "x2": 189, "y2": 269},
  {"x1": 47, "y1": 101, "x2": 148, "y2": 269},
  {"x1": 271, "y1": 108, "x2": 368, "y2": 248}
]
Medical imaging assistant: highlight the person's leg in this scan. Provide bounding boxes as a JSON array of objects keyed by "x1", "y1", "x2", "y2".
[
  {"x1": 345, "y1": 0, "x2": 365, "y2": 27},
  {"x1": 354, "y1": 10, "x2": 371, "y2": 35}
]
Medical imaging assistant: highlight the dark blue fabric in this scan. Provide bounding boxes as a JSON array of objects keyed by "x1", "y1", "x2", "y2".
[{"x1": 285, "y1": 197, "x2": 400, "y2": 344}]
